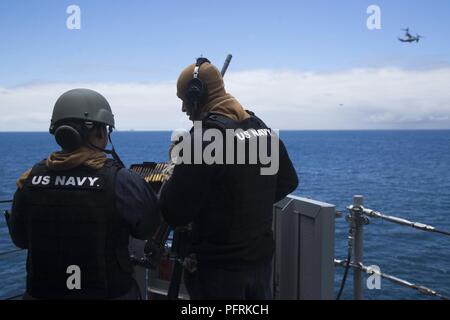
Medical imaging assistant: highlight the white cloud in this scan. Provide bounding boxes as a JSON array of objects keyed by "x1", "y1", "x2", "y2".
[{"x1": 1, "y1": 67, "x2": 450, "y2": 131}]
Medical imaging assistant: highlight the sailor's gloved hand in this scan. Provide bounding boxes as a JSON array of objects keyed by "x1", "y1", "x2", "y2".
[{"x1": 161, "y1": 161, "x2": 176, "y2": 182}]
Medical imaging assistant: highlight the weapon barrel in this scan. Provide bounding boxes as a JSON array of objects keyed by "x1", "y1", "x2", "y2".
[{"x1": 221, "y1": 54, "x2": 233, "y2": 77}]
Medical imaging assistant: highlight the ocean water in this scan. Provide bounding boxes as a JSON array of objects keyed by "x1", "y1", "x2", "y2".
[{"x1": 0, "y1": 130, "x2": 449, "y2": 300}]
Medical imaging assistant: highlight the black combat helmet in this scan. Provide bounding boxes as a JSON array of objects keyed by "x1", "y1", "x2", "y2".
[{"x1": 49, "y1": 88, "x2": 115, "y2": 151}]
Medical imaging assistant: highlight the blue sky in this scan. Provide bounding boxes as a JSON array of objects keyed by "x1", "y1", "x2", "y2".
[
  {"x1": 1, "y1": 0, "x2": 449, "y2": 85},
  {"x1": 0, "y1": 1, "x2": 449, "y2": 130}
]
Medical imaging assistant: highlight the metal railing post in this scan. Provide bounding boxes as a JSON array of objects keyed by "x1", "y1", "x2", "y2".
[{"x1": 353, "y1": 195, "x2": 364, "y2": 300}]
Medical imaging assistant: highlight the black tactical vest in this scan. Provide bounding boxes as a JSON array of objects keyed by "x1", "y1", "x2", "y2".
[
  {"x1": 191, "y1": 112, "x2": 278, "y2": 269},
  {"x1": 20, "y1": 159, "x2": 132, "y2": 299}
]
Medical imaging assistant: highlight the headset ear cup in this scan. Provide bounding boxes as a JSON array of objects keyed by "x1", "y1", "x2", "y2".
[
  {"x1": 54, "y1": 125, "x2": 83, "y2": 152},
  {"x1": 187, "y1": 78, "x2": 204, "y2": 105},
  {"x1": 200, "y1": 82, "x2": 208, "y2": 105},
  {"x1": 185, "y1": 57, "x2": 210, "y2": 117}
]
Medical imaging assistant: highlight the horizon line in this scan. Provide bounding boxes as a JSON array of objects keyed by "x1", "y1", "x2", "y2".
[{"x1": 1, "y1": 129, "x2": 449, "y2": 133}]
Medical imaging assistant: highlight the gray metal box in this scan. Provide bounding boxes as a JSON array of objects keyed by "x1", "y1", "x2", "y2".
[{"x1": 273, "y1": 196, "x2": 335, "y2": 300}]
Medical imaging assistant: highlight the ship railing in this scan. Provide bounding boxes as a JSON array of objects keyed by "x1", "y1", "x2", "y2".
[
  {"x1": 336, "y1": 195, "x2": 450, "y2": 300},
  {"x1": 2, "y1": 196, "x2": 450, "y2": 300},
  {"x1": 334, "y1": 259, "x2": 448, "y2": 300}
]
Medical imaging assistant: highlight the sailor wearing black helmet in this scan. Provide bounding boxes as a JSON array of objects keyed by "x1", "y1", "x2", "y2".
[
  {"x1": 160, "y1": 58, "x2": 298, "y2": 300},
  {"x1": 7, "y1": 88, "x2": 160, "y2": 300}
]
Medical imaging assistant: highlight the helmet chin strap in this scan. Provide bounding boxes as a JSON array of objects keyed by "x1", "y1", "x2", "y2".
[
  {"x1": 107, "y1": 131, "x2": 126, "y2": 168},
  {"x1": 88, "y1": 128, "x2": 125, "y2": 168}
]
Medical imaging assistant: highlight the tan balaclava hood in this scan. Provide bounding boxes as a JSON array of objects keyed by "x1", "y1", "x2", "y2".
[{"x1": 177, "y1": 61, "x2": 250, "y2": 121}]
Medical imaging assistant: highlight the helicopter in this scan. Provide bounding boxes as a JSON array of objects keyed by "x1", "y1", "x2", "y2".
[{"x1": 398, "y1": 28, "x2": 423, "y2": 43}]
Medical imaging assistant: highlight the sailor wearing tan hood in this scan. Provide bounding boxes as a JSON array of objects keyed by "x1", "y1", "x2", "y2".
[{"x1": 160, "y1": 58, "x2": 299, "y2": 300}]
